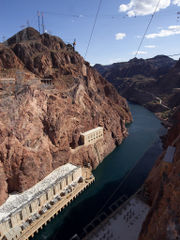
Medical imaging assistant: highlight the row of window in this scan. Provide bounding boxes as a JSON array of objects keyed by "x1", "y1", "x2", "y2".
[
  {"x1": 87, "y1": 131, "x2": 103, "y2": 140},
  {"x1": 87, "y1": 134, "x2": 103, "y2": 142}
]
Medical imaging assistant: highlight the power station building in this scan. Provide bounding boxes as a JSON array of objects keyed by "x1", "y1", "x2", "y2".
[
  {"x1": 0, "y1": 164, "x2": 84, "y2": 240},
  {"x1": 80, "y1": 127, "x2": 103, "y2": 146}
]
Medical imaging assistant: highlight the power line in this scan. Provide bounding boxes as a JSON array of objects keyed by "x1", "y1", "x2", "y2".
[
  {"x1": 44, "y1": 11, "x2": 86, "y2": 18},
  {"x1": 134, "y1": 0, "x2": 161, "y2": 58},
  {"x1": 41, "y1": 12, "x2": 45, "y2": 34},
  {"x1": 84, "y1": 0, "x2": 103, "y2": 59},
  {"x1": 44, "y1": 11, "x2": 124, "y2": 19}
]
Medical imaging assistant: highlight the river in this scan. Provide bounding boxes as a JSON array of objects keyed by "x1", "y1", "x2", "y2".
[{"x1": 32, "y1": 103, "x2": 165, "y2": 240}]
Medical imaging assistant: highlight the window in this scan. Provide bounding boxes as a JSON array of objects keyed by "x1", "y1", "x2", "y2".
[
  {"x1": 66, "y1": 177, "x2": 68, "y2": 185},
  {"x1": 60, "y1": 182, "x2": 62, "y2": 190},
  {"x1": 46, "y1": 192, "x2": 48, "y2": 200},
  {"x1": 2, "y1": 237, "x2": 8, "y2": 240},
  {"x1": 72, "y1": 174, "x2": 74, "y2": 181},
  {"x1": 8, "y1": 219, "x2": 12, "y2": 228},
  {"x1": 19, "y1": 212, "x2": 23, "y2": 220},
  {"x1": 29, "y1": 204, "x2": 32, "y2": 213},
  {"x1": 38, "y1": 198, "x2": 41, "y2": 206},
  {"x1": 53, "y1": 187, "x2": 56, "y2": 195}
]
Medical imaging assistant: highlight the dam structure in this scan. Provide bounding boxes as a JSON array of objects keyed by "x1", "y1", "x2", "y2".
[{"x1": 0, "y1": 163, "x2": 95, "y2": 240}]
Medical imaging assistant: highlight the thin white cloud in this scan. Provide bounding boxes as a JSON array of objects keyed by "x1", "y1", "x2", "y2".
[
  {"x1": 136, "y1": 35, "x2": 142, "y2": 39},
  {"x1": 132, "y1": 51, "x2": 147, "y2": 55},
  {"x1": 144, "y1": 45, "x2": 156, "y2": 48},
  {"x1": 146, "y1": 25, "x2": 180, "y2": 38},
  {"x1": 115, "y1": 33, "x2": 126, "y2": 40},
  {"x1": 119, "y1": 0, "x2": 171, "y2": 17},
  {"x1": 173, "y1": 0, "x2": 180, "y2": 6}
]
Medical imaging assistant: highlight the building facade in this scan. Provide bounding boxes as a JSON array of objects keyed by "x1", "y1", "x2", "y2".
[
  {"x1": 0, "y1": 164, "x2": 82, "y2": 240},
  {"x1": 80, "y1": 127, "x2": 103, "y2": 146}
]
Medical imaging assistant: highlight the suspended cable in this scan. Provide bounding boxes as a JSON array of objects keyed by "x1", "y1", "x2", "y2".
[
  {"x1": 84, "y1": 0, "x2": 103, "y2": 59},
  {"x1": 44, "y1": 11, "x2": 123, "y2": 19},
  {"x1": 134, "y1": 0, "x2": 161, "y2": 58},
  {"x1": 44, "y1": 11, "x2": 86, "y2": 18}
]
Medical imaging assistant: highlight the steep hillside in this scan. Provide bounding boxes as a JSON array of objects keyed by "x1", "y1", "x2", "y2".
[
  {"x1": 139, "y1": 108, "x2": 180, "y2": 240},
  {"x1": 0, "y1": 28, "x2": 132, "y2": 205},
  {"x1": 94, "y1": 56, "x2": 179, "y2": 122}
]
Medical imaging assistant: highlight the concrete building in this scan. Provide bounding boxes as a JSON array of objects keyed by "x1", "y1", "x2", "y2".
[
  {"x1": 0, "y1": 163, "x2": 83, "y2": 240},
  {"x1": 41, "y1": 79, "x2": 53, "y2": 85},
  {"x1": 80, "y1": 127, "x2": 103, "y2": 146},
  {"x1": 163, "y1": 146, "x2": 176, "y2": 163}
]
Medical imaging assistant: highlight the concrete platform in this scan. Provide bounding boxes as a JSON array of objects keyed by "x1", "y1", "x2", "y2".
[{"x1": 84, "y1": 196, "x2": 150, "y2": 240}]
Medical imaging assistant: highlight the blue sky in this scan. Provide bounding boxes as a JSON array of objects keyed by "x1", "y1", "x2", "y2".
[{"x1": 0, "y1": 0, "x2": 180, "y2": 65}]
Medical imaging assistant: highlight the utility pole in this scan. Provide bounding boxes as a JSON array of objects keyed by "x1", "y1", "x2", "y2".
[
  {"x1": 41, "y1": 12, "x2": 45, "y2": 34},
  {"x1": 73, "y1": 38, "x2": 76, "y2": 51},
  {"x1": 37, "y1": 11, "x2": 41, "y2": 33}
]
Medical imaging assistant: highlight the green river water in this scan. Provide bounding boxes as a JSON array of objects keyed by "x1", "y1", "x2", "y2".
[{"x1": 32, "y1": 103, "x2": 165, "y2": 240}]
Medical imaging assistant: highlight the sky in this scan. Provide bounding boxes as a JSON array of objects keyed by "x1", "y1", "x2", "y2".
[{"x1": 0, "y1": 0, "x2": 180, "y2": 65}]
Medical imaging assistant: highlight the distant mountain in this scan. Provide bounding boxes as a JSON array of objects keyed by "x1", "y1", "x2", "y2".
[
  {"x1": 94, "y1": 56, "x2": 180, "y2": 123},
  {"x1": 94, "y1": 55, "x2": 176, "y2": 79}
]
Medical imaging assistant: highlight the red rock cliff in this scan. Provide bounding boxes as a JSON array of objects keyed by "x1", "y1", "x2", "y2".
[
  {"x1": 139, "y1": 108, "x2": 180, "y2": 240},
  {"x1": 0, "y1": 28, "x2": 132, "y2": 205}
]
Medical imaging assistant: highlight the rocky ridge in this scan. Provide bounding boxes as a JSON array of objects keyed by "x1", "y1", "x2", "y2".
[
  {"x1": 94, "y1": 56, "x2": 180, "y2": 123},
  {"x1": 0, "y1": 28, "x2": 132, "y2": 205}
]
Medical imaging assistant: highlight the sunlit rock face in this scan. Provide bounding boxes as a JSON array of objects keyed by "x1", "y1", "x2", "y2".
[{"x1": 0, "y1": 27, "x2": 132, "y2": 205}]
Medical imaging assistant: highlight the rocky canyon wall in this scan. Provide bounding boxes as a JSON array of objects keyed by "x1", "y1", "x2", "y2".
[{"x1": 0, "y1": 28, "x2": 132, "y2": 205}]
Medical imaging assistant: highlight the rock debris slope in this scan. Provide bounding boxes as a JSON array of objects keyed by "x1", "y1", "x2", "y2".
[{"x1": 0, "y1": 27, "x2": 132, "y2": 205}]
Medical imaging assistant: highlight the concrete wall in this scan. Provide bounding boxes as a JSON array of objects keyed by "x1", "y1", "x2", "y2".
[
  {"x1": 0, "y1": 221, "x2": 9, "y2": 236},
  {"x1": 11, "y1": 212, "x2": 22, "y2": 228},
  {"x1": 39, "y1": 193, "x2": 47, "y2": 207},
  {"x1": 54, "y1": 183, "x2": 60, "y2": 196},
  {"x1": 81, "y1": 127, "x2": 103, "y2": 146},
  {"x1": 73, "y1": 168, "x2": 82, "y2": 181},
  {"x1": 22, "y1": 205, "x2": 31, "y2": 221},
  {"x1": 31, "y1": 199, "x2": 39, "y2": 213}
]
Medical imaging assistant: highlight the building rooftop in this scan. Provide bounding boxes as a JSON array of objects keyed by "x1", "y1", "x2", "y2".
[
  {"x1": 0, "y1": 163, "x2": 78, "y2": 223},
  {"x1": 87, "y1": 196, "x2": 150, "y2": 240},
  {"x1": 81, "y1": 127, "x2": 103, "y2": 136},
  {"x1": 163, "y1": 146, "x2": 176, "y2": 163}
]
